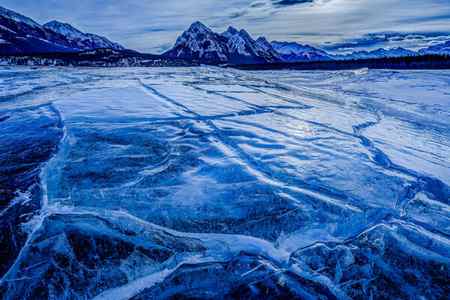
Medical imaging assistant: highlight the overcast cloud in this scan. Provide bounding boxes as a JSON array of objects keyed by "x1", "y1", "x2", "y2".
[{"x1": 2, "y1": 0, "x2": 450, "y2": 53}]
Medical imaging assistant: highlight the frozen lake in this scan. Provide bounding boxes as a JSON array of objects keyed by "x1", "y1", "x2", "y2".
[{"x1": 0, "y1": 67, "x2": 449, "y2": 299}]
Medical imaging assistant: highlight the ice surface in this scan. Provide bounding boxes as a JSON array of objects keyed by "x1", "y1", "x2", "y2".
[{"x1": 0, "y1": 67, "x2": 449, "y2": 299}]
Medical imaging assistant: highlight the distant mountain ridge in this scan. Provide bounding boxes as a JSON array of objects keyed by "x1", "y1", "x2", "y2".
[
  {"x1": 419, "y1": 41, "x2": 450, "y2": 56},
  {"x1": 271, "y1": 41, "x2": 331, "y2": 61},
  {"x1": 333, "y1": 47, "x2": 417, "y2": 60},
  {"x1": 44, "y1": 21, "x2": 124, "y2": 51},
  {"x1": 164, "y1": 21, "x2": 449, "y2": 65},
  {"x1": 0, "y1": 6, "x2": 124, "y2": 55}
]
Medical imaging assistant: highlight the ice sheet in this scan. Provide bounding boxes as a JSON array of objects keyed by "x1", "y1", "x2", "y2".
[{"x1": 0, "y1": 67, "x2": 449, "y2": 299}]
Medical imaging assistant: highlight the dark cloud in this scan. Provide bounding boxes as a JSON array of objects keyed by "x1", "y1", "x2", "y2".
[
  {"x1": 229, "y1": 10, "x2": 248, "y2": 19},
  {"x1": 272, "y1": 0, "x2": 313, "y2": 7},
  {"x1": 322, "y1": 32, "x2": 450, "y2": 53},
  {"x1": 250, "y1": 2, "x2": 266, "y2": 8}
]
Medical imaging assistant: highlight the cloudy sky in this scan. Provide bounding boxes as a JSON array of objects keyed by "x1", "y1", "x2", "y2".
[{"x1": 3, "y1": 0, "x2": 450, "y2": 53}]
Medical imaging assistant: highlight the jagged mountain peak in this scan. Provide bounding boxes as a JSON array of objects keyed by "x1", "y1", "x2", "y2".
[
  {"x1": 256, "y1": 36, "x2": 269, "y2": 44},
  {"x1": 176, "y1": 21, "x2": 217, "y2": 45},
  {"x1": 229, "y1": 28, "x2": 253, "y2": 41},
  {"x1": 222, "y1": 26, "x2": 239, "y2": 38},
  {"x1": 221, "y1": 27, "x2": 253, "y2": 42},
  {"x1": 166, "y1": 22, "x2": 281, "y2": 64},
  {"x1": 187, "y1": 21, "x2": 211, "y2": 33},
  {"x1": 225, "y1": 26, "x2": 239, "y2": 34},
  {"x1": 170, "y1": 21, "x2": 229, "y2": 64},
  {"x1": 255, "y1": 37, "x2": 273, "y2": 52},
  {"x1": 238, "y1": 29, "x2": 251, "y2": 38}
]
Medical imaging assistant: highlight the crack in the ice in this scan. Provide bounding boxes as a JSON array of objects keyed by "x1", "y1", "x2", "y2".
[
  {"x1": 0, "y1": 76, "x2": 102, "y2": 103},
  {"x1": 245, "y1": 70, "x2": 449, "y2": 199},
  {"x1": 138, "y1": 79, "x2": 363, "y2": 216},
  {"x1": 2, "y1": 68, "x2": 449, "y2": 299},
  {"x1": 349, "y1": 106, "x2": 450, "y2": 240},
  {"x1": 0, "y1": 102, "x2": 66, "y2": 284}
]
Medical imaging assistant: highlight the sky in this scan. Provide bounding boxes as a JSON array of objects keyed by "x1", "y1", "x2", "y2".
[{"x1": 3, "y1": 0, "x2": 450, "y2": 53}]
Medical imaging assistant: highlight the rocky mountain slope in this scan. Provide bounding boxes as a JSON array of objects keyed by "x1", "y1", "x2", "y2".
[
  {"x1": 0, "y1": 6, "x2": 124, "y2": 55},
  {"x1": 271, "y1": 41, "x2": 331, "y2": 61},
  {"x1": 163, "y1": 22, "x2": 281, "y2": 64},
  {"x1": 43, "y1": 21, "x2": 124, "y2": 51}
]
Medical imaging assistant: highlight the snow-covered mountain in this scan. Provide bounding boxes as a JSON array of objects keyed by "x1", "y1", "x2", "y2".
[
  {"x1": 223, "y1": 27, "x2": 280, "y2": 64},
  {"x1": 167, "y1": 22, "x2": 436, "y2": 65},
  {"x1": 164, "y1": 22, "x2": 280, "y2": 64},
  {"x1": 271, "y1": 41, "x2": 331, "y2": 62},
  {"x1": 0, "y1": 6, "x2": 75, "y2": 54},
  {"x1": 164, "y1": 22, "x2": 443, "y2": 65},
  {"x1": 0, "y1": 6, "x2": 41, "y2": 29},
  {"x1": 164, "y1": 22, "x2": 229, "y2": 64},
  {"x1": 419, "y1": 41, "x2": 450, "y2": 56},
  {"x1": 0, "y1": 6, "x2": 124, "y2": 55},
  {"x1": 333, "y1": 47, "x2": 417, "y2": 60},
  {"x1": 44, "y1": 21, "x2": 124, "y2": 51}
]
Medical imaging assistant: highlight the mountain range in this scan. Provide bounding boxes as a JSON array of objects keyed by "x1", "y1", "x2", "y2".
[
  {"x1": 164, "y1": 22, "x2": 450, "y2": 64},
  {"x1": 332, "y1": 47, "x2": 418, "y2": 60},
  {"x1": 163, "y1": 22, "x2": 281, "y2": 65},
  {"x1": 162, "y1": 22, "x2": 336, "y2": 64},
  {"x1": 0, "y1": 5, "x2": 449, "y2": 65},
  {"x1": 0, "y1": 6, "x2": 124, "y2": 55}
]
